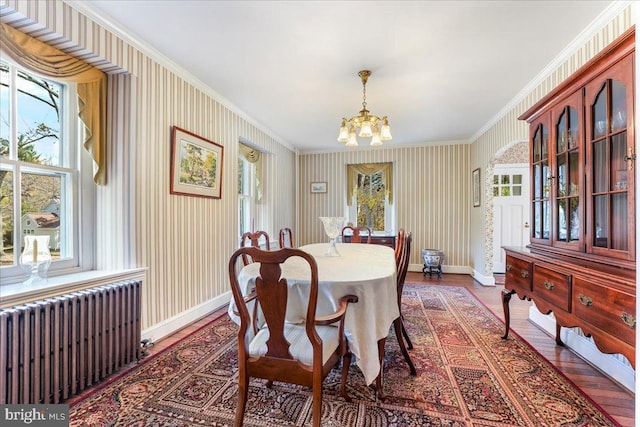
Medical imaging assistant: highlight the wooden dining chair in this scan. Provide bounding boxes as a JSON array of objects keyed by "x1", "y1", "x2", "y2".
[
  {"x1": 393, "y1": 232, "x2": 417, "y2": 375},
  {"x1": 395, "y1": 228, "x2": 406, "y2": 268},
  {"x1": 278, "y1": 227, "x2": 294, "y2": 248},
  {"x1": 228, "y1": 247, "x2": 358, "y2": 427},
  {"x1": 341, "y1": 225, "x2": 372, "y2": 243},
  {"x1": 240, "y1": 230, "x2": 271, "y2": 265}
]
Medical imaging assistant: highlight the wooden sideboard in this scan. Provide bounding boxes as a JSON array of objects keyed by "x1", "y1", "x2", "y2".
[
  {"x1": 502, "y1": 247, "x2": 635, "y2": 367},
  {"x1": 342, "y1": 234, "x2": 396, "y2": 248}
]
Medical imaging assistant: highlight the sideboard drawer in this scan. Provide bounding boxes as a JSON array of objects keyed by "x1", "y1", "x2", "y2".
[
  {"x1": 573, "y1": 278, "x2": 636, "y2": 345},
  {"x1": 505, "y1": 255, "x2": 532, "y2": 293},
  {"x1": 533, "y1": 265, "x2": 571, "y2": 312},
  {"x1": 370, "y1": 236, "x2": 395, "y2": 248}
]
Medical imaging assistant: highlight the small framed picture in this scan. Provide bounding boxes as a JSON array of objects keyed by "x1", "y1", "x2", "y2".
[
  {"x1": 310, "y1": 182, "x2": 327, "y2": 193},
  {"x1": 170, "y1": 126, "x2": 224, "y2": 199},
  {"x1": 472, "y1": 168, "x2": 481, "y2": 207}
]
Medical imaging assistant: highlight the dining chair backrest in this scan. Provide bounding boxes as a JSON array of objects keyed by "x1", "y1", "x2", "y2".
[
  {"x1": 240, "y1": 230, "x2": 271, "y2": 265},
  {"x1": 228, "y1": 246, "x2": 357, "y2": 427},
  {"x1": 395, "y1": 228, "x2": 406, "y2": 268},
  {"x1": 397, "y1": 232, "x2": 412, "y2": 302},
  {"x1": 341, "y1": 225, "x2": 372, "y2": 244},
  {"x1": 278, "y1": 227, "x2": 294, "y2": 249}
]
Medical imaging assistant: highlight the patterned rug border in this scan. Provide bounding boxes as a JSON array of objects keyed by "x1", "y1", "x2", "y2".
[
  {"x1": 461, "y1": 285, "x2": 622, "y2": 427},
  {"x1": 68, "y1": 282, "x2": 623, "y2": 427}
]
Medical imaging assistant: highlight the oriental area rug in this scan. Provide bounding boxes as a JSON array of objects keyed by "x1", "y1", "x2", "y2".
[{"x1": 69, "y1": 285, "x2": 618, "y2": 426}]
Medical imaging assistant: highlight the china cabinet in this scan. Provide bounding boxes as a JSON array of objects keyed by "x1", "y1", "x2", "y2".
[{"x1": 503, "y1": 28, "x2": 635, "y2": 367}]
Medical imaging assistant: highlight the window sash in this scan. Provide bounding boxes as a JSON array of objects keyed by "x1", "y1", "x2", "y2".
[{"x1": 1, "y1": 62, "x2": 80, "y2": 284}]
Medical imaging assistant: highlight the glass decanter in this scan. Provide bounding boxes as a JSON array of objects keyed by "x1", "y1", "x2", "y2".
[{"x1": 319, "y1": 217, "x2": 345, "y2": 257}]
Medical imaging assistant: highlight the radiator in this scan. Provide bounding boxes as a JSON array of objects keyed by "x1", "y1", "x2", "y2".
[{"x1": 0, "y1": 279, "x2": 142, "y2": 404}]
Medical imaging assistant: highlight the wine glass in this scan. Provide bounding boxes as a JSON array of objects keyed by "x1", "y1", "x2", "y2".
[{"x1": 319, "y1": 217, "x2": 345, "y2": 257}]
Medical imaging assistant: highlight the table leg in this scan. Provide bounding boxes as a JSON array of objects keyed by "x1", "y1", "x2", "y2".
[{"x1": 374, "y1": 337, "x2": 386, "y2": 400}]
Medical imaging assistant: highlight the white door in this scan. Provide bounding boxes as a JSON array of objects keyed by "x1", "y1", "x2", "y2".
[{"x1": 492, "y1": 164, "x2": 530, "y2": 273}]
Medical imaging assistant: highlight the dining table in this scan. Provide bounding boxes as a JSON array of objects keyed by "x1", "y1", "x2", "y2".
[{"x1": 227, "y1": 242, "x2": 399, "y2": 389}]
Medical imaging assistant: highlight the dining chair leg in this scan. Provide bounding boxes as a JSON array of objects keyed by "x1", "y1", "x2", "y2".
[
  {"x1": 340, "y1": 352, "x2": 352, "y2": 402},
  {"x1": 394, "y1": 317, "x2": 417, "y2": 375},
  {"x1": 401, "y1": 319, "x2": 414, "y2": 350},
  {"x1": 312, "y1": 380, "x2": 322, "y2": 427},
  {"x1": 375, "y1": 338, "x2": 387, "y2": 400},
  {"x1": 235, "y1": 368, "x2": 249, "y2": 427}
]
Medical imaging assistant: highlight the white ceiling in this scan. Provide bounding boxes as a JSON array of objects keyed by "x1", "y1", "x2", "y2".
[{"x1": 76, "y1": 0, "x2": 616, "y2": 153}]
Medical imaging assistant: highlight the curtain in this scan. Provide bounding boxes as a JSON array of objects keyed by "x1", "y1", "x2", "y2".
[
  {"x1": 346, "y1": 162, "x2": 393, "y2": 205},
  {"x1": 239, "y1": 143, "x2": 263, "y2": 202},
  {"x1": 0, "y1": 22, "x2": 108, "y2": 185}
]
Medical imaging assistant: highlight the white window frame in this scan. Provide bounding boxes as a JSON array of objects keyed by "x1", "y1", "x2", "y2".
[
  {"x1": 1, "y1": 61, "x2": 94, "y2": 285},
  {"x1": 238, "y1": 156, "x2": 256, "y2": 239}
]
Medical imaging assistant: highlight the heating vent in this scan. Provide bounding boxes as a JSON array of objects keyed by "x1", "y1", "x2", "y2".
[{"x1": 0, "y1": 280, "x2": 142, "y2": 404}]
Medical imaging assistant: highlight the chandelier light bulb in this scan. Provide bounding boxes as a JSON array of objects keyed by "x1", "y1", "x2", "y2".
[
  {"x1": 380, "y1": 117, "x2": 392, "y2": 141},
  {"x1": 337, "y1": 119, "x2": 349, "y2": 142},
  {"x1": 370, "y1": 127, "x2": 382, "y2": 146},
  {"x1": 346, "y1": 127, "x2": 358, "y2": 147}
]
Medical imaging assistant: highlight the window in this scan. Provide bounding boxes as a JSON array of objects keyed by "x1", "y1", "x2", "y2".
[
  {"x1": 347, "y1": 163, "x2": 393, "y2": 232},
  {"x1": 238, "y1": 157, "x2": 255, "y2": 238},
  {"x1": 493, "y1": 173, "x2": 523, "y2": 197},
  {"x1": 1, "y1": 61, "x2": 84, "y2": 283}
]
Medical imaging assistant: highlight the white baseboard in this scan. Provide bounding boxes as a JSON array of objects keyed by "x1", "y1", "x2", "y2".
[
  {"x1": 528, "y1": 305, "x2": 635, "y2": 392},
  {"x1": 471, "y1": 268, "x2": 496, "y2": 286},
  {"x1": 142, "y1": 291, "x2": 232, "y2": 344}
]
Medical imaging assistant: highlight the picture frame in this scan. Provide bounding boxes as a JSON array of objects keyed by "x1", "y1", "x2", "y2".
[
  {"x1": 170, "y1": 126, "x2": 224, "y2": 199},
  {"x1": 472, "y1": 168, "x2": 481, "y2": 207},
  {"x1": 310, "y1": 182, "x2": 327, "y2": 193}
]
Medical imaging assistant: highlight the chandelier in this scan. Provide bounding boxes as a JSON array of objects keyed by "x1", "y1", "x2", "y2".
[{"x1": 337, "y1": 70, "x2": 392, "y2": 147}]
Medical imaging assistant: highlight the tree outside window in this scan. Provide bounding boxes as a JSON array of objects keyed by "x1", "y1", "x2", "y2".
[{"x1": 355, "y1": 172, "x2": 387, "y2": 231}]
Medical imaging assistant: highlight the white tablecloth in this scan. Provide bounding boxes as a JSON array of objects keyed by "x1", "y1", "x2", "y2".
[{"x1": 228, "y1": 242, "x2": 399, "y2": 385}]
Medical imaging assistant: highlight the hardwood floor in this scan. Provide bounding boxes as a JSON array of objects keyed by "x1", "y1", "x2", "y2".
[{"x1": 75, "y1": 273, "x2": 636, "y2": 426}]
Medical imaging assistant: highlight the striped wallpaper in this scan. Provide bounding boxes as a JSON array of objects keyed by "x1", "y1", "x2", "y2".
[{"x1": 0, "y1": 1, "x2": 634, "y2": 336}]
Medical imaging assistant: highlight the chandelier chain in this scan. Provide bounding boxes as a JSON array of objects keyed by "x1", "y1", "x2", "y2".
[{"x1": 362, "y1": 81, "x2": 367, "y2": 112}]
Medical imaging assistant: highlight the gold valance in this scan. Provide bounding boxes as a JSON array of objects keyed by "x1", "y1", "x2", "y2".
[
  {"x1": 346, "y1": 162, "x2": 393, "y2": 205},
  {"x1": 0, "y1": 22, "x2": 107, "y2": 184}
]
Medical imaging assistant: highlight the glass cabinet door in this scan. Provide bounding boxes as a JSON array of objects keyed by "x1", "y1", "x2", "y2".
[
  {"x1": 551, "y1": 90, "x2": 583, "y2": 250},
  {"x1": 531, "y1": 119, "x2": 550, "y2": 243},
  {"x1": 585, "y1": 55, "x2": 635, "y2": 261}
]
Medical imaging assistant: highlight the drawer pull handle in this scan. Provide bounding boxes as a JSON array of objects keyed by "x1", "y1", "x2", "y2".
[
  {"x1": 520, "y1": 270, "x2": 528, "y2": 278},
  {"x1": 543, "y1": 280, "x2": 554, "y2": 290},
  {"x1": 506, "y1": 264, "x2": 513, "y2": 272},
  {"x1": 621, "y1": 312, "x2": 636, "y2": 329},
  {"x1": 578, "y1": 295, "x2": 592, "y2": 306}
]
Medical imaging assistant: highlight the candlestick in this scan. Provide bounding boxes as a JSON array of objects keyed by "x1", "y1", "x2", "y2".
[{"x1": 33, "y1": 238, "x2": 38, "y2": 263}]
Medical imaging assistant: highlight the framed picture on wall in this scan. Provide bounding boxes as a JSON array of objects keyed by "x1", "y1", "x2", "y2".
[
  {"x1": 170, "y1": 126, "x2": 224, "y2": 199},
  {"x1": 472, "y1": 168, "x2": 481, "y2": 207},
  {"x1": 310, "y1": 182, "x2": 327, "y2": 193}
]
